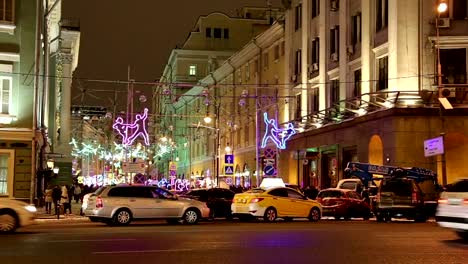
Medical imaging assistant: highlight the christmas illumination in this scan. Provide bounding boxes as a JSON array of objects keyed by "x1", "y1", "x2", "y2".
[
  {"x1": 261, "y1": 112, "x2": 296, "y2": 149},
  {"x1": 113, "y1": 108, "x2": 150, "y2": 146}
]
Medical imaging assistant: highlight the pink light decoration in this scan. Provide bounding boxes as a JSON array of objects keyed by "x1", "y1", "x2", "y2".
[{"x1": 113, "y1": 108, "x2": 150, "y2": 146}]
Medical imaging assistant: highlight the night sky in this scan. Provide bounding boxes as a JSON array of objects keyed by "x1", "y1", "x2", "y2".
[{"x1": 62, "y1": 0, "x2": 282, "y2": 109}]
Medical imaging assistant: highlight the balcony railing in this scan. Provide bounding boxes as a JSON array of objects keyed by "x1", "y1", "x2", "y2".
[{"x1": 289, "y1": 86, "x2": 468, "y2": 133}]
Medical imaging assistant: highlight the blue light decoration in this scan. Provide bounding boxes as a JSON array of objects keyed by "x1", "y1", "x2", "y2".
[{"x1": 261, "y1": 112, "x2": 296, "y2": 149}]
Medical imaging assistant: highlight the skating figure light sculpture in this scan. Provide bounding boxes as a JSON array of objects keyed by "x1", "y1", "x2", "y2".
[
  {"x1": 113, "y1": 108, "x2": 150, "y2": 146},
  {"x1": 261, "y1": 112, "x2": 296, "y2": 149}
]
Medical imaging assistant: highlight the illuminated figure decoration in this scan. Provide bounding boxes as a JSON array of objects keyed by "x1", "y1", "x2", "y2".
[
  {"x1": 261, "y1": 112, "x2": 296, "y2": 149},
  {"x1": 113, "y1": 108, "x2": 150, "y2": 146}
]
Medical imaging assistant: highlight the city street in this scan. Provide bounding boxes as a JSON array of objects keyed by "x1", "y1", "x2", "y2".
[{"x1": 1, "y1": 219, "x2": 466, "y2": 264}]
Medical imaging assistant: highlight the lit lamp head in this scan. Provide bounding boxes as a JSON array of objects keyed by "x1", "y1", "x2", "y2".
[
  {"x1": 437, "y1": 1, "x2": 448, "y2": 13},
  {"x1": 53, "y1": 167, "x2": 60, "y2": 174},
  {"x1": 204, "y1": 116, "x2": 212, "y2": 124},
  {"x1": 46, "y1": 159, "x2": 54, "y2": 170},
  {"x1": 225, "y1": 145, "x2": 232, "y2": 153}
]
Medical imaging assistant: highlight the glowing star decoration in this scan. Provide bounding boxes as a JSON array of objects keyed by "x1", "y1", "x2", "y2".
[
  {"x1": 113, "y1": 108, "x2": 150, "y2": 146},
  {"x1": 261, "y1": 112, "x2": 296, "y2": 149}
]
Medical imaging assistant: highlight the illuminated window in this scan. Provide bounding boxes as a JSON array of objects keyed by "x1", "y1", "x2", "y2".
[
  {"x1": 0, "y1": 0, "x2": 14, "y2": 23},
  {"x1": 0, "y1": 76, "x2": 12, "y2": 114},
  {"x1": 0, "y1": 150, "x2": 14, "y2": 197},
  {"x1": 189, "y1": 65, "x2": 196, "y2": 76}
]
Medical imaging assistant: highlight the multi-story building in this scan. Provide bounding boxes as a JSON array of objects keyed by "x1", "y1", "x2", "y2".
[
  {"x1": 0, "y1": 0, "x2": 80, "y2": 203},
  {"x1": 279, "y1": 0, "x2": 468, "y2": 188},
  {"x1": 154, "y1": 6, "x2": 283, "y2": 181}
]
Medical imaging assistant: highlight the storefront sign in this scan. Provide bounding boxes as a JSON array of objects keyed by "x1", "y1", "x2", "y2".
[{"x1": 424, "y1": 136, "x2": 444, "y2": 157}]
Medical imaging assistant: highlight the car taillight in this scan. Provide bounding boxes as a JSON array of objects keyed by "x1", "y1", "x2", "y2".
[
  {"x1": 411, "y1": 192, "x2": 419, "y2": 204},
  {"x1": 250, "y1": 198, "x2": 264, "y2": 203},
  {"x1": 464, "y1": 199, "x2": 468, "y2": 205},
  {"x1": 438, "y1": 198, "x2": 448, "y2": 204},
  {"x1": 96, "y1": 197, "x2": 103, "y2": 208}
]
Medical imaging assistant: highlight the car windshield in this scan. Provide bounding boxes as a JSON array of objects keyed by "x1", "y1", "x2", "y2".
[
  {"x1": 445, "y1": 180, "x2": 468, "y2": 192},
  {"x1": 340, "y1": 181, "x2": 357, "y2": 190}
]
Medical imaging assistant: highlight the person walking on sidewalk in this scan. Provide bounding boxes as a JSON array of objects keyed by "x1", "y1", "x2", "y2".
[
  {"x1": 52, "y1": 185, "x2": 62, "y2": 215},
  {"x1": 44, "y1": 185, "x2": 53, "y2": 214},
  {"x1": 61, "y1": 185, "x2": 71, "y2": 215},
  {"x1": 73, "y1": 184, "x2": 82, "y2": 203}
]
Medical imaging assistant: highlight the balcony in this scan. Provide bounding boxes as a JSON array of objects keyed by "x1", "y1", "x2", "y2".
[{"x1": 289, "y1": 87, "x2": 468, "y2": 133}]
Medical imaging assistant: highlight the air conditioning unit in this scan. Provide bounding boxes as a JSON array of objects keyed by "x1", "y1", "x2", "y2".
[
  {"x1": 312, "y1": 63, "x2": 319, "y2": 71},
  {"x1": 331, "y1": 53, "x2": 339, "y2": 62},
  {"x1": 438, "y1": 18, "x2": 450, "y2": 28},
  {"x1": 347, "y1": 45, "x2": 354, "y2": 55},
  {"x1": 330, "y1": 0, "x2": 339, "y2": 11}
]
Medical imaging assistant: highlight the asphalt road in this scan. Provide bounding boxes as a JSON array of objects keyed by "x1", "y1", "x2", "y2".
[{"x1": 0, "y1": 219, "x2": 466, "y2": 264}]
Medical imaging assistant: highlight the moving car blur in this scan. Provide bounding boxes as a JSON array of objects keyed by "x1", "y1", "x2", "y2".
[
  {"x1": 0, "y1": 198, "x2": 36, "y2": 233},
  {"x1": 436, "y1": 179, "x2": 468, "y2": 240}
]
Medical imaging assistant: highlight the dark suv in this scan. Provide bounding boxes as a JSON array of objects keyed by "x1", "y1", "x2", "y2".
[
  {"x1": 182, "y1": 188, "x2": 235, "y2": 219},
  {"x1": 374, "y1": 178, "x2": 427, "y2": 222}
]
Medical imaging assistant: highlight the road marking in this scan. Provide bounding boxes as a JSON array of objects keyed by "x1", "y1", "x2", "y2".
[
  {"x1": 93, "y1": 248, "x2": 195, "y2": 254},
  {"x1": 48, "y1": 238, "x2": 137, "y2": 243}
]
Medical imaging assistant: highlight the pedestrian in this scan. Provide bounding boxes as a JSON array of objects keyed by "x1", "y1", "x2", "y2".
[
  {"x1": 74, "y1": 184, "x2": 81, "y2": 203},
  {"x1": 44, "y1": 185, "x2": 53, "y2": 214},
  {"x1": 61, "y1": 185, "x2": 71, "y2": 215},
  {"x1": 52, "y1": 185, "x2": 62, "y2": 215}
]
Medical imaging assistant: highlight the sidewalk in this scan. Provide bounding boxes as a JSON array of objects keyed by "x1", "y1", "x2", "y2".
[{"x1": 36, "y1": 201, "x2": 87, "y2": 221}]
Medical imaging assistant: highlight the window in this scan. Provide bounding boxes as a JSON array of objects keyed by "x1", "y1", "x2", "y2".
[
  {"x1": 214, "y1": 28, "x2": 222, "y2": 38},
  {"x1": 441, "y1": 48, "x2": 467, "y2": 84},
  {"x1": 376, "y1": 0, "x2": 388, "y2": 32},
  {"x1": 205, "y1": 27, "x2": 211, "y2": 38},
  {"x1": 311, "y1": 37, "x2": 320, "y2": 65},
  {"x1": 330, "y1": 26, "x2": 339, "y2": 59},
  {"x1": 353, "y1": 69, "x2": 361, "y2": 98},
  {"x1": 263, "y1": 51, "x2": 269, "y2": 69},
  {"x1": 308, "y1": 87, "x2": 319, "y2": 113},
  {"x1": 351, "y1": 13, "x2": 362, "y2": 46},
  {"x1": 317, "y1": 190, "x2": 343, "y2": 198},
  {"x1": 245, "y1": 63, "x2": 250, "y2": 81},
  {"x1": 311, "y1": 0, "x2": 320, "y2": 18},
  {"x1": 0, "y1": 76, "x2": 11, "y2": 114},
  {"x1": 287, "y1": 189, "x2": 304, "y2": 199},
  {"x1": 274, "y1": 45, "x2": 279, "y2": 61},
  {"x1": 294, "y1": 49, "x2": 302, "y2": 76},
  {"x1": 453, "y1": 0, "x2": 468, "y2": 20},
  {"x1": 0, "y1": 151, "x2": 13, "y2": 197},
  {"x1": 295, "y1": 93, "x2": 302, "y2": 120},
  {"x1": 377, "y1": 56, "x2": 388, "y2": 91},
  {"x1": 330, "y1": 0, "x2": 339, "y2": 11},
  {"x1": 0, "y1": 0, "x2": 14, "y2": 23},
  {"x1": 294, "y1": 4, "x2": 302, "y2": 31},
  {"x1": 223, "y1": 28, "x2": 229, "y2": 39},
  {"x1": 280, "y1": 41, "x2": 285, "y2": 56},
  {"x1": 189, "y1": 65, "x2": 196, "y2": 76},
  {"x1": 329, "y1": 79, "x2": 340, "y2": 108},
  {"x1": 154, "y1": 188, "x2": 175, "y2": 199},
  {"x1": 268, "y1": 188, "x2": 288, "y2": 197}
]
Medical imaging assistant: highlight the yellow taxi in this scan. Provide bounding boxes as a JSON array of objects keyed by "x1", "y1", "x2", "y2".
[{"x1": 231, "y1": 187, "x2": 322, "y2": 222}]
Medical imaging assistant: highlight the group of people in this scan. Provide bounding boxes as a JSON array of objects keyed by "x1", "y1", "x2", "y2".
[{"x1": 43, "y1": 183, "x2": 96, "y2": 215}]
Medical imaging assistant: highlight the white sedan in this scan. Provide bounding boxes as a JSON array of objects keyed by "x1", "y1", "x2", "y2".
[
  {"x1": 0, "y1": 198, "x2": 37, "y2": 233},
  {"x1": 436, "y1": 179, "x2": 468, "y2": 240}
]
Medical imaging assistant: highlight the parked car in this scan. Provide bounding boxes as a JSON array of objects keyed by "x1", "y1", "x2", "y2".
[
  {"x1": 436, "y1": 179, "x2": 468, "y2": 240},
  {"x1": 374, "y1": 178, "x2": 427, "y2": 222},
  {"x1": 316, "y1": 188, "x2": 372, "y2": 220},
  {"x1": 0, "y1": 198, "x2": 37, "y2": 233},
  {"x1": 336, "y1": 179, "x2": 364, "y2": 193},
  {"x1": 83, "y1": 185, "x2": 210, "y2": 225},
  {"x1": 231, "y1": 187, "x2": 321, "y2": 222},
  {"x1": 182, "y1": 188, "x2": 235, "y2": 219}
]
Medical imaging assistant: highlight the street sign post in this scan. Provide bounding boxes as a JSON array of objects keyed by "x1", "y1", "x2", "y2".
[
  {"x1": 224, "y1": 154, "x2": 234, "y2": 164},
  {"x1": 224, "y1": 165, "x2": 234, "y2": 175}
]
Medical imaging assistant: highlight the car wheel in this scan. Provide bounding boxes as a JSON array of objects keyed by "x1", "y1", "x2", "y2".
[
  {"x1": 0, "y1": 210, "x2": 18, "y2": 233},
  {"x1": 308, "y1": 208, "x2": 321, "y2": 222},
  {"x1": 264, "y1": 207, "x2": 277, "y2": 222},
  {"x1": 112, "y1": 209, "x2": 132, "y2": 226},
  {"x1": 182, "y1": 208, "x2": 199, "y2": 225},
  {"x1": 456, "y1": 231, "x2": 468, "y2": 240}
]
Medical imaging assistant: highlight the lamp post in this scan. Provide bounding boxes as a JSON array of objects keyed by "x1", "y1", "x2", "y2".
[{"x1": 436, "y1": 1, "x2": 448, "y2": 186}]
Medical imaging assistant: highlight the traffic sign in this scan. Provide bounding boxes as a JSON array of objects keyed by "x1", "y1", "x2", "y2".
[
  {"x1": 224, "y1": 165, "x2": 234, "y2": 175},
  {"x1": 122, "y1": 162, "x2": 146, "y2": 173},
  {"x1": 424, "y1": 136, "x2": 444, "y2": 157},
  {"x1": 264, "y1": 165, "x2": 276, "y2": 176},
  {"x1": 225, "y1": 154, "x2": 234, "y2": 164}
]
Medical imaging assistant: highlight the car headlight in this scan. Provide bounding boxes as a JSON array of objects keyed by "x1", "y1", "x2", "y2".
[{"x1": 24, "y1": 205, "x2": 37, "y2": 213}]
